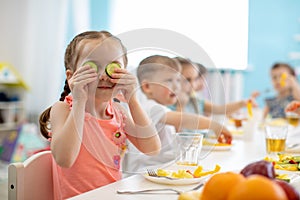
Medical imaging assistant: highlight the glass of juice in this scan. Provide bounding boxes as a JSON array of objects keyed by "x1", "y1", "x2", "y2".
[
  {"x1": 231, "y1": 113, "x2": 245, "y2": 129},
  {"x1": 264, "y1": 124, "x2": 288, "y2": 156},
  {"x1": 285, "y1": 112, "x2": 300, "y2": 127}
]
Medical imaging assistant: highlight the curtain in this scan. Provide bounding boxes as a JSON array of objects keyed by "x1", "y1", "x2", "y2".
[{"x1": 0, "y1": 0, "x2": 91, "y2": 120}]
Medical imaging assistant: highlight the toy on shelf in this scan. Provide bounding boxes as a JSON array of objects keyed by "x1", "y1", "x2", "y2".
[
  {"x1": 0, "y1": 62, "x2": 29, "y2": 90},
  {"x1": 0, "y1": 62, "x2": 29, "y2": 130}
]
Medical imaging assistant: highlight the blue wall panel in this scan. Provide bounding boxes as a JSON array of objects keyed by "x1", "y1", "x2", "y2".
[
  {"x1": 246, "y1": 0, "x2": 300, "y2": 106},
  {"x1": 90, "y1": 0, "x2": 110, "y2": 31}
]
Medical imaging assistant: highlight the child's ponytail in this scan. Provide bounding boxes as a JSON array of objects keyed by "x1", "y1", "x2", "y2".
[{"x1": 39, "y1": 107, "x2": 52, "y2": 139}]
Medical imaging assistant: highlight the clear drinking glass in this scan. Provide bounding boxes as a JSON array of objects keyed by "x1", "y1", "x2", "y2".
[
  {"x1": 264, "y1": 124, "x2": 288, "y2": 156},
  {"x1": 176, "y1": 132, "x2": 203, "y2": 166}
]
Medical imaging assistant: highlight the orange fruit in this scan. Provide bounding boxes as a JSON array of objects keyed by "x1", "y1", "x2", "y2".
[
  {"x1": 201, "y1": 172, "x2": 245, "y2": 200},
  {"x1": 227, "y1": 175, "x2": 288, "y2": 200}
]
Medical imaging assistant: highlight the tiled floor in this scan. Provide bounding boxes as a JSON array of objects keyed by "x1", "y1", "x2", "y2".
[{"x1": 0, "y1": 161, "x2": 9, "y2": 199}]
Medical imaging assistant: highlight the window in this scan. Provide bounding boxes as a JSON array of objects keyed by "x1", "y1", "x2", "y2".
[{"x1": 109, "y1": 0, "x2": 249, "y2": 70}]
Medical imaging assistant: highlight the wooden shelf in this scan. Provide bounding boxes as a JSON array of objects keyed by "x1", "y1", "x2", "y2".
[{"x1": 0, "y1": 101, "x2": 24, "y2": 131}]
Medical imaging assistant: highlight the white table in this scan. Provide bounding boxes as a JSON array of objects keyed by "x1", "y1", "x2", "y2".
[{"x1": 69, "y1": 128, "x2": 300, "y2": 200}]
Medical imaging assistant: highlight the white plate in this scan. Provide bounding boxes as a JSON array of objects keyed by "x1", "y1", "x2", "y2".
[
  {"x1": 225, "y1": 125, "x2": 245, "y2": 139},
  {"x1": 143, "y1": 174, "x2": 210, "y2": 185},
  {"x1": 202, "y1": 139, "x2": 233, "y2": 151},
  {"x1": 202, "y1": 145, "x2": 232, "y2": 151}
]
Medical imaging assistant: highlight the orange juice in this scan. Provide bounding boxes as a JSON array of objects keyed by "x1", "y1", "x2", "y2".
[
  {"x1": 286, "y1": 116, "x2": 300, "y2": 126},
  {"x1": 233, "y1": 119, "x2": 242, "y2": 128},
  {"x1": 265, "y1": 138, "x2": 286, "y2": 153}
]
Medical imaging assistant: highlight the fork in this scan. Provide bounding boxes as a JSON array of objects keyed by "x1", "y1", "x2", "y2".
[
  {"x1": 117, "y1": 188, "x2": 182, "y2": 195},
  {"x1": 146, "y1": 169, "x2": 177, "y2": 180},
  {"x1": 117, "y1": 182, "x2": 204, "y2": 195}
]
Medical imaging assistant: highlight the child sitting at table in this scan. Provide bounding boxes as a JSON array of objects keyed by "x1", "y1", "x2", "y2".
[
  {"x1": 122, "y1": 55, "x2": 232, "y2": 174},
  {"x1": 38, "y1": 31, "x2": 161, "y2": 199},
  {"x1": 172, "y1": 57, "x2": 255, "y2": 116},
  {"x1": 263, "y1": 62, "x2": 300, "y2": 119}
]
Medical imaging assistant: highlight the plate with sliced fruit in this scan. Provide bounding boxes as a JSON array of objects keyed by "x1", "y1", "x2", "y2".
[
  {"x1": 143, "y1": 165, "x2": 221, "y2": 185},
  {"x1": 265, "y1": 154, "x2": 300, "y2": 173},
  {"x1": 202, "y1": 138, "x2": 233, "y2": 151}
]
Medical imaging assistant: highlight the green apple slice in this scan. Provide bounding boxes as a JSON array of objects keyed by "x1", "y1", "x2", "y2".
[
  {"x1": 83, "y1": 61, "x2": 98, "y2": 72},
  {"x1": 105, "y1": 62, "x2": 121, "y2": 78}
]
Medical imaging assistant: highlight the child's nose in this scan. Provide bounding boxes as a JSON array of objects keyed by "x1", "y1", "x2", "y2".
[{"x1": 99, "y1": 72, "x2": 109, "y2": 81}]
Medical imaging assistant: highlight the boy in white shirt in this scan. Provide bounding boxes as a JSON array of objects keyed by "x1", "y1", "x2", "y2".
[{"x1": 123, "y1": 55, "x2": 232, "y2": 174}]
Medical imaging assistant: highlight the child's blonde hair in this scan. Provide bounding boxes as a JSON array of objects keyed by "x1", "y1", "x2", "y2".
[{"x1": 137, "y1": 55, "x2": 181, "y2": 84}]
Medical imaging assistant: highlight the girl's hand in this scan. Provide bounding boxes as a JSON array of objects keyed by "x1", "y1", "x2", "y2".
[
  {"x1": 285, "y1": 74, "x2": 295, "y2": 86},
  {"x1": 245, "y1": 93, "x2": 259, "y2": 108},
  {"x1": 285, "y1": 101, "x2": 300, "y2": 114},
  {"x1": 68, "y1": 65, "x2": 98, "y2": 102},
  {"x1": 250, "y1": 91, "x2": 260, "y2": 99},
  {"x1": 217, "y1": 127, "x2": 233, "y2": 144},
  {"x1": 109, "y1": 68, "x2": 138, "y2": 103}
]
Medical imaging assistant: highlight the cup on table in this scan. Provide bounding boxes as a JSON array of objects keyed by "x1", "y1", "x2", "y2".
[
  {"x1": 285, "y1": 112, "x2": 300, "y2": 127},
  {"x1": 264, "y1": 124, "x2": 288, "y2": 155},
  {"x1": 231, "y1": 113, "x2": 246, "y2": 128},
  {"x1": 176, "y1": 132, "x2": 203, "y2": 166},
  {"x1": 233, "y1": 118, "x2": 243, "y2": 128}
]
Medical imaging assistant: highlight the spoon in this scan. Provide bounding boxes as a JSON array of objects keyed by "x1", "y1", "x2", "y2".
[{"x1": 287, "y1": 143, "x2": 300, "y2": 149}]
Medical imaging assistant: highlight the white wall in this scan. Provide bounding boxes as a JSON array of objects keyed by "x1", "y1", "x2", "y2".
[
  {"x1": 0, "y1": 0, "x2": 27, "y2": 76},
  {"x1": 0, "y1": 0, "x2": 92, "y2": 120},
  {"x1": 0, "y1": 0, "x2": 69, "y2": 118}
]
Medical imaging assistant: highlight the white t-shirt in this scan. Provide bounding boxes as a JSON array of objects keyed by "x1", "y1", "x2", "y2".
[{"x1": 122, "y1": 95, "x2": 177, "y2": 174}]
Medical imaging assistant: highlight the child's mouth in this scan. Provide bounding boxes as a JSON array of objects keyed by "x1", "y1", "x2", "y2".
[
  {"x1": 170, "y1": 93, "x2": 176, "y2": 98},
  {"x1": 98, "y1": 84, "x2": 116, "y2": 89}
]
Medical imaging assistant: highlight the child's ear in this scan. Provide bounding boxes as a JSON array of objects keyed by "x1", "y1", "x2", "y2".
[
  {"x1": 66, "y1": 69, "x2": 73, "y2": 80},
  {"x1": 141, "y1": 80, "x2": 151, "y2": 94}
]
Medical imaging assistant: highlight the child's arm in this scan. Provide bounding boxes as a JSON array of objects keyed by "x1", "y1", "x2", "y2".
[
  {"x1": 161, "y1": 111, "x2": 232, "y2": 144},
  {"x1": 115, "y1": 99, "x2": 161, "y2": 155},
  {"x1": 204, "y1": 100, "x2": 246, "y2": 115},
  {"x1": 110, "y1": 68, "x2": 161, "y2": 155},
  {"x1": 50, "y1": 66, "x2": 97, "y2": 168},
  {"x1": 203, "y1": 93, "x2": 258, "y2": 115}
]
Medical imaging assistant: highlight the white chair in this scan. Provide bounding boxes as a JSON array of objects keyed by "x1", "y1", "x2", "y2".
[{"x1": 8, "y1": 150, "x2": 54, "y2": 200}]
